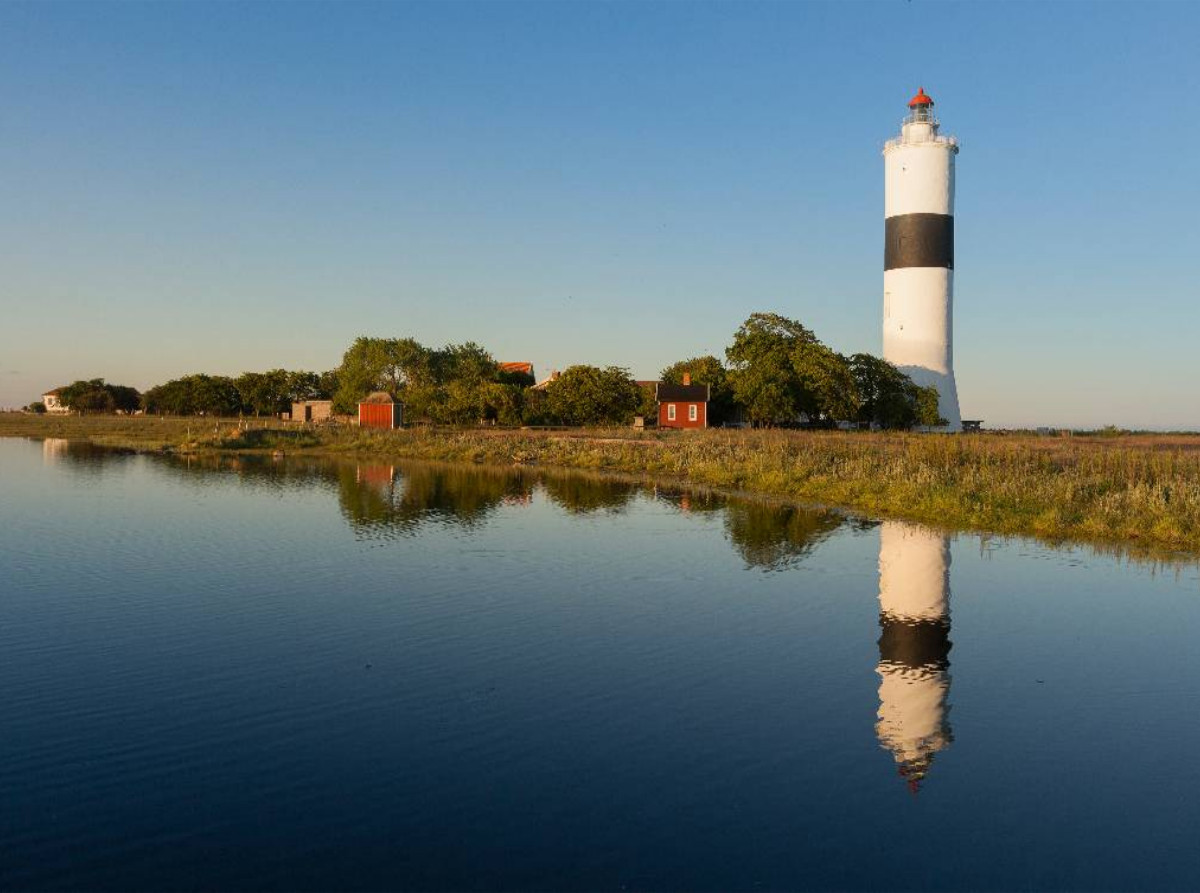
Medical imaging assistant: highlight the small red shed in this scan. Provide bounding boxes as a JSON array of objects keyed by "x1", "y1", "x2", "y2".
[
  {"x1": 656, "y1": 374, "x2": 710, "y2": 429},
  {"x1": 358, "y1": 392, "x2": 403, "y2": 430}
]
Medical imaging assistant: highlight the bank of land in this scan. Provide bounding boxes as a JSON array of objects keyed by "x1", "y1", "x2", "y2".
[{"x1": 5, "y1": 413, "x2": 1200, "y2": 557}]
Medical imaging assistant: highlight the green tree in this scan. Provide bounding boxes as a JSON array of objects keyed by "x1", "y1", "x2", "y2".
[
  {"x1": 56, "y1": 379, "x2": 98, "y2": 411},
  {"x1": 438, "y1": 342, "x2": 496, "y2": 387},
  {"x1": 73, "y1": 386, "x2": 116, "y2": 414},
  {"x1": 726, "y1": 313, "x2": 815, "y2": 425},
  {"x1": 142, "y1": 374, "x2": 241, "y2": 416},
  {"x1": 913, "y1": 385, "x2": 947, "y2": 428},
  {"x1": 142, "y1": 381, "x2": 182, "y2": 414},
  {"x1": 55, "y1": 379, "x2": 141, "y2": 414},
  {"x1": 725, "y1": 313, "x2": 837, "y2": 425},
  {"x1": 635, "y1": 383, "x2": 658, "y2": 421},
  {"x1": 316, "y1": 369, "x2": 340, "y2": 400},
  {"x1": 497, "y1": 365, "x2": 536, "y2": 387},
  {"x1": 847, "y1": 354, "x2": 947, "y2": 429},
  {"x1": 26, "y1": 401, "x2": 46, "y2": 414},
  {"x1": 791, "y1": 343, "x2": 860, "y2": 422},
  {"x1": 520, "y1": 387, "x2": 551, "y2": 426},
  {"x1": 235, "y1": 370, "x2": 288, "y2": 416},
  {"x1": 333, "y1": 337, "x2": 435, "y2": 414},
  {"x1": 660, "y1": 355, "x2": 734, "y2": 424},
  {"x1": 724, "y1": 313, "x2": 860, "y2": 426},
  {"x1": 233, "y1": 368, "x2": 319, "y2": 416},
  {"x1": 543, "y1": 365, "x2": 641, "y2": 426},
  {"x1": 849, "y1": 353, "x2": 951, "y2": 429},
  {"x1": 107, "y1": 385, "x2": 141, "y2": 413},
  {"x1": 285, "y1": 371, "x2": 322, "y2": 403},
  {"x1": 480, "y1": 382, "x2": 527, "y2": 426},
  {"x1": 849, "y1": 353, "x2": 915, "y2": 429},
  {"x1": 433, "y1": 342, "x2": 499, "y2": 424}
]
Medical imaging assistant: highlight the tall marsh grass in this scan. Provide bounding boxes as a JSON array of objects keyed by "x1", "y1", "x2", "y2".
[
  {"x1": 314, "y1": 427, "x2": 1200, "y2": 551},
  {"x1": 5, "y1": 413, "x2": 1200, "y2": 553}
]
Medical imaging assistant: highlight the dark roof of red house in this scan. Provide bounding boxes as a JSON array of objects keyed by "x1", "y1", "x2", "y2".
[{"x1": 656, "y1": 383, "x2": 710, "y2": 402}]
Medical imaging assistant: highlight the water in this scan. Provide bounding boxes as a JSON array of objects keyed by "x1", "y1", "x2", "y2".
[{"x1": 2, "y1": 436, "x2": 1199, "y2": 891}]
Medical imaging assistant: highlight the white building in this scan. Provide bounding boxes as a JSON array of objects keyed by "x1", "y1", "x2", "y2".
[{"x1": 41, "y1": 388, "x2": 70, "y2": 414}]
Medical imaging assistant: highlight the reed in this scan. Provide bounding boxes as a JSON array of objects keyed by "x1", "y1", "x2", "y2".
[{"x1": 6, "y1": 413, "x2": 1200, "y2": 554}]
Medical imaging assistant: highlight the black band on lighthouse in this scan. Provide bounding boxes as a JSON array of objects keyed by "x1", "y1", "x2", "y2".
[
  {"x1": 878, "y1": 617, "x2": 952, "y2": 670},
  {"x1": 884, "y1": 213, "x2": 954, "y2": 271}
]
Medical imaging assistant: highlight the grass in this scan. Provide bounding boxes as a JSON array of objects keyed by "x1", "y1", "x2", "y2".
[{"x1": 6, "y1": 412, "x2": 1200, "y2": 556}]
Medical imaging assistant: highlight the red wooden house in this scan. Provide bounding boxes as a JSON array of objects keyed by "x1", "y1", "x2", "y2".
[
  {"x1": 358, "y1": 392, "x2": 403, "y2": 430},
  {"x1": 656, "y1": 374, "x2": 710, "y2": 429}
]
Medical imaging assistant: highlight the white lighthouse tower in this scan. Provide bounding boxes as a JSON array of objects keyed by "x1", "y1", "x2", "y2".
[
  {"x1": 875, "y1": 521, "x2": 953, "y2": 793},
  {"x1": 883, "y1": 87, "x2": 961, "y2": 431}
]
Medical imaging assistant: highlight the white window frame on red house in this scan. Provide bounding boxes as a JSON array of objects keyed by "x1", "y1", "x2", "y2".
[
  {"x1": 688, "y1": 404, "x2": 698, "y2": 422},
  {"x1": 667, "y1": 404, "x2": 676, "y2": 421}
]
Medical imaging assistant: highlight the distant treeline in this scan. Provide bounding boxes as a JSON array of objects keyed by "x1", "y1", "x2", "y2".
[
  {"x1": 30, "y1": 312, "x2": 943, "y2": 429},
  {"x1": 143, "y1": 370, "x2": 340, "y2": 417}
]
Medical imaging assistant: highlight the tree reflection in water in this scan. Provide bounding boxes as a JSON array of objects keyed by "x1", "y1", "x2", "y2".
[
  {"x1": 540, "y1": 475, "x2": 637, "y2": 515},
  {"x1": 654, "y1": 488, "x2": 724, "y2": 516},
  {"x1": 337, "y1": 463, "x2": 534, "y2": 537},
  {"x1": 339, "y1": 464, "x2": 643, "y2": 534},
  {"x1": 721, "y1": 500, "x2": 844, "y2": 571}
]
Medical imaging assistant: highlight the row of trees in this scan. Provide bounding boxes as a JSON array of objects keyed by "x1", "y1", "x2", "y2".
[
  {"x1": 34, "y1": 312, "x2": 942, "y2": 429},
  {"x1": 704, "y1": 312, "x2": 944, "y2": 428},
  {"x1": 332, "y1": 337, "x2": 533, "y2": 424},
  {"x1": 29, "y1": 372, "x2": 339, "y2": 417},
  {"x1": 330, "y1": 315, "x2": 941, "y2": 429},
  {"x1": 334, "y1": 337, "x2": 652, "y2": 426},
  {"x1": 141, "y1": 370, "x2": 339, "y2": 417}
]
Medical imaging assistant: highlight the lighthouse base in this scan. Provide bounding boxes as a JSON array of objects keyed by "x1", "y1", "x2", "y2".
[
  {"x1": 883, "y1": 265, "x2": 961, "y2": 432},
  {"x1": 894, "y1": 365, "x2": 961, "y2": 432}
]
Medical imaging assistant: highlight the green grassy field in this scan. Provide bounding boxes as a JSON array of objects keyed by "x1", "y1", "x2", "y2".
[{"x1": 6, "y1": 412, "x2": 1200, "y2": 556}]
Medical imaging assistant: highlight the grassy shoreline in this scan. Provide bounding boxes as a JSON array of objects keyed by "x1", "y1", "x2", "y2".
[{"x1": 6, "y1": 413, "x2": 1200, "y2": 557}]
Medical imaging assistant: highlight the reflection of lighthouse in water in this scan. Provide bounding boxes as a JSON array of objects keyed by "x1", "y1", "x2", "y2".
[{"x1": 875, "y1": 521, "x2": 953, "y2": 792}]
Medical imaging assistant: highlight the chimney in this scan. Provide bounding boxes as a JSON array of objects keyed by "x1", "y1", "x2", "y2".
[{"x1": 682, "y1": 372, "x2": 691, "y2": 385}]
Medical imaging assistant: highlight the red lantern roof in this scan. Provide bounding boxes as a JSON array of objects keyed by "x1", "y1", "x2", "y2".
[{"x1": 908, "y1": 87, "x2": 934, "y2": 108}]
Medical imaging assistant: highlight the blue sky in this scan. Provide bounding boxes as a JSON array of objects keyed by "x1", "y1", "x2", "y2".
[{"x1": 1, "y1": 2, "x2": 1197, "y2": 427}]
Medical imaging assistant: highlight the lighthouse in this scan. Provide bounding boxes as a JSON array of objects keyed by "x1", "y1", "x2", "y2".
[
  {"x1": 883, "y1": 87, "x2": 961, "y2": 431},
  {"x1": 875, "y1": 521, "x2": 954, "y2": 792}
]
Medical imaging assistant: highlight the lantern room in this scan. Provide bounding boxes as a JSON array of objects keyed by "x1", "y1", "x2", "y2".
[{"x1": 906, "y1": 87, "x2": 936, "y2": 125}]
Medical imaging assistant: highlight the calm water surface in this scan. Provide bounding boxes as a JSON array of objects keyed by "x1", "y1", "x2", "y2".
[{"x1": 2, "y1": 437, "x2": 1200, "y2": 891}]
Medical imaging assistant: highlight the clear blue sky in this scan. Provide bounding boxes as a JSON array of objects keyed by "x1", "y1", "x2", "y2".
[{"x1": 2, "y1": 1, "x2": 1197, "y2": 427}]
